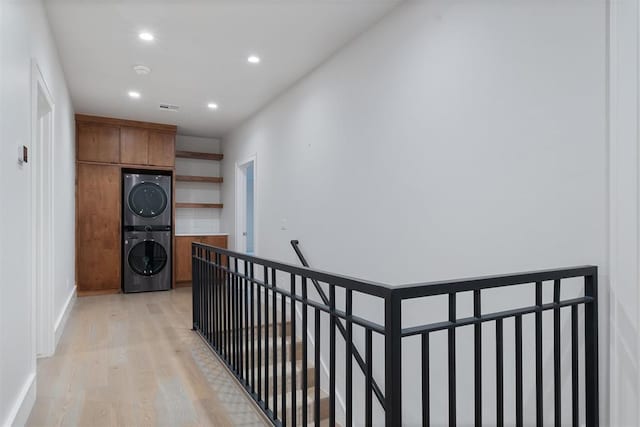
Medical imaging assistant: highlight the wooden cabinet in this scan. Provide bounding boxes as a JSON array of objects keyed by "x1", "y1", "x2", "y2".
[
  {"x1": 175, "y1": 235, "x2": 228, "y2": 284},
  {"x1": 148, "y1": 132, "x2": 175, "y2": 167},
  {"x1": 75, "y1": 114, "x2": 178, "y2": 295},
  {"x1": 76, "y1": 114, "x2": 175, "y2": 168},
  {"x1": 77, "y1": 124, "x2": 120, "y2": 163},
  {"x1": 76, "y1": 163, "x2": 121, "y2": 292},
  {"x1": 175, "y1": 237, "x2": 194, "y2": 283},
  {"x1": 120, "y1": 127, "x2": 149, "y2": 165},
  {"x1": 200, "y1": 235, "x2": 228, "y2": 248},
  {"x1": 120, "y1": 128, "x2": 175, "y2": 167}
]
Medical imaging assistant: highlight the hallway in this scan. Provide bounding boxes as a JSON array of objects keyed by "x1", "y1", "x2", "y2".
[{"x1": 26, "y1": 289, "x2": 268, "y2": 427}]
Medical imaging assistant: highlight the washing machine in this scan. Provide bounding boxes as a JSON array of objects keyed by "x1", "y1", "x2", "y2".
[
  {"x1": 123, "y1": 173, "x2": 172, "y2": 227},
  {"x1": 123, "y1": 230, "x2": 171, "y2": 293}
]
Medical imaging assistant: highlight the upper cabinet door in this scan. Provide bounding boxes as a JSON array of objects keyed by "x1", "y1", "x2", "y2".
[
  {"x1": 148, "y1": 132, "x2": 175, "y2": 167},
  {"x1": 77, "y1": 124, "x2": 120, "y2": 163},
  {"x1": 120, "y1": 126, "x2": 149, "y2": 165},
  {"x1": 120, "y1": 127, "x2": 149, "y2": 165}
]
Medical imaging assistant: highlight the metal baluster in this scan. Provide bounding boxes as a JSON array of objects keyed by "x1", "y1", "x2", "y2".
[
  {"x1": 314, "y1": 308, "x2": 321, "y2": 427},
  {"x1": 535, "y1": 281, "x2": 543, "y2": 427},
  {"x1": 202, "y1": 249, "x2": 207, "y2": 340},
  {"x1": 235, "y1": 258, "x2": 240, "y2": 373},
  {"x1": 263, "y1": 266, "x2": 269, "y2": 409},
  {"x1": 385, "y1": 293, "x2": 402, "y2": 426},
  {"x1": 365, "y1": 328, "x2": 373, "y2": 427},
  {"x1": 272, "y1": 268, "x2": 278, "y2": 419},
  {"x1": 553, "y1": 280, "x2": 561, "y2": 427},
  {"x1": 474, "y1": 290, "x2": 482, "y2": 427},
  {"x1": 346, "y1": 289, "x2": 353, "y2": 427},
  {"x1": 213, "y1": 253, "x2": 219, "y2": 349},
  {"x1": 198, "y1": 247, "x2": 203, "y2": 332},
  {"x1": 515, "y1": 315, "x2": 523, "y2": 427},
  {"x1": 422, "y1": 333, "x2": 430, "y2": 427},
  {"x1": 449, "y1": 293, "x2": 456, "y2": 427},
  {"x1": 218, "y1": 253, "x2": 223, "y2": 351},
  {"x1": 221, "y1": 254, "x2": 226, "y2": 355},
  {"x1": 250, "y1": 262, "x2": 255, "y2": 394},
  {"x1": 496, "y1": 319, "x2": 504, "y2": 427},
  {"x1": 245, "y1": 260, "x2": 250, "y2": 384},
  {"x1": 237, "y1": 260, "x2": 247, "y2": 378},
  {"x1": 281, "y1": 292, "x2": 287, "y2": 427},
  {"x1": 225, "y1": 257, "x2": 230, "y2": 361},
  {"x1": 290, "y1": 274, "x2": 297, "y2": 427},
  {"x1": 301, "y1": 277, "x2": 308, "y2": 426},
  {"x1": 227, "y1": 258, "x2": 232, "y2": 364},
  {"x1": 584, "y1": 274, "x2": 599, "y2": 427},
  {"x1": 571, "y1": 305, "x2": 579, "y2": 427},
  {"x1": 329, "y1": 285, "x2": 336, "y2": 426},
  {"x1": 191, "y1": 245, "x2": 196, "y2": 330},
  {"x1": 251, "y1": 263, "x2": 262, "y2": 400},
  {"x1": 207, "y1": 249, "x2": 214, "y2": 345}
]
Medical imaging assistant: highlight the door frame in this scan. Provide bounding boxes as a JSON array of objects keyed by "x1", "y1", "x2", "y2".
[
  {"x1": 235, "y1": 155, "x2": 257, "y2": 254},
  {"x1": 31, "y1": 61, "x2": 55, "y2": 358}
]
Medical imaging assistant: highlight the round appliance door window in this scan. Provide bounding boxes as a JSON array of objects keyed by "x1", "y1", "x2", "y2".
[
  {"x1": 128, "y1": 240, "x2": 168, "y2": 276},
  {"x1": 128, "y1": 182, "x2": 168, "y2": 218}
]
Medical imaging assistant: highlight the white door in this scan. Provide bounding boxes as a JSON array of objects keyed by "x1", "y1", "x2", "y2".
[{"x1": 235, "y1": 157, "x2": 256, "y2": 255}]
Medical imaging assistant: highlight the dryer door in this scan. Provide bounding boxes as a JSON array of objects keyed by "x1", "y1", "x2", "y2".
[
  {"x1": 128, "y1": 240, "x2": 168, "y2": 276},
  {"x1": 127, "y1": 182, "x2": 168, "y2": 219}
]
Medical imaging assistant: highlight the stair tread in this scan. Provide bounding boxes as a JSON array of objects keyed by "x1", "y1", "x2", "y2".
[
  {"x1": 215, "y1": 319, "x2": 292, "y2": 333},
  {"x1": 265, "y1": 388, "x2": 330, "y2": 424},
  {"x1": 229, "y1": 359, "x2": 314, "y2": 379},
  {"x1": 266, "y1": 388, "x2": 329, "y2": 407},
  {"x1": 225, "y1": 336, "x2": 302, "y2": 351},
  {"x1": 261, "y1": 361, "x2": 316, "y2": 387}
]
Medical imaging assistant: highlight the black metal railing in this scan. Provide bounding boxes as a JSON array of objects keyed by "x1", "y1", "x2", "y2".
[
  {"x1": 290, "y1": 240, "x2": 386, "y2": 410},
  {"x1": 192, "y1": 242, "x2": 599, "y2": 427}
]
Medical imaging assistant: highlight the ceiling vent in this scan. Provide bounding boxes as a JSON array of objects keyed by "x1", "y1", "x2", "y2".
[
  {"x1": 133, "y1": 65, "x2": 151, "y2": 75},
  {"x1": 159, "y1": 103, "x2": 179, "y2": 112}
]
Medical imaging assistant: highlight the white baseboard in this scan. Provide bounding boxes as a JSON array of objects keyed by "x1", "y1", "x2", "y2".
[
  {"x1": 3, "y1": 372, "x2": 36, "y2": 427},
  {"x1": 54, "y1": 285, "x2": 76, "y2": 349}
]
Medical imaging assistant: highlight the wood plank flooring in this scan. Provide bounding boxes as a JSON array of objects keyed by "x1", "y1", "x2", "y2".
[{"x1": 26, "y1": 288, "x2": 269, "y2": 427}]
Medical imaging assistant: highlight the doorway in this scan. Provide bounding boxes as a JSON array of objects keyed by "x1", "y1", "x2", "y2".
[
  {"x1": 235, "y1": 156, "x2": 256, "y2": 255},
  {"x1": 32, "y1": 62, "x2": 55, "y2": 358}
]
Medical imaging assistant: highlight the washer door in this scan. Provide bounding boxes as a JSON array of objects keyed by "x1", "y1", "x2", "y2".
[
  {"x1": 128, "y1": 240, "x2": 168, "y2": 276},
  {"x1": 128, "y1": 182, "x2": 168, "y2": 218}
]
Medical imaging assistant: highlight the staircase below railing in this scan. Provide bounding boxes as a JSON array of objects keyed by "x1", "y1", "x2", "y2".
[
  {"x1": 192, "y1": 242, "x2": 599, "y2": 427},
  {"x1": 290, "y1": 240, "x2": 385, "y2": 412}
]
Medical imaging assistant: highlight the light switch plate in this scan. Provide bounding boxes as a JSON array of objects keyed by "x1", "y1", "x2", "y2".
[{"x1": 18, "y1": 145, "x2": 28, "y2": 164}]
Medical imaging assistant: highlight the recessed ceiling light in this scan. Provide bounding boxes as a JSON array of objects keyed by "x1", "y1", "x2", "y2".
[
  {"x1": 247, "y1": 55, "x2": 260, "y2": 64},
  {"x1": 128, "y1": 91, "x2": 141, "y2": 99},
  {"x1": 139, "y1": 32, "x2": 154, "y2": 41},
  {"x1": 207, "y1": 102, "x2": 219, "y2": 110}
]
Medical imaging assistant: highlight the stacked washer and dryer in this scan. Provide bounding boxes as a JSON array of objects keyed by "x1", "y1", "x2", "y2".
[{"x1": 122, "y1": 172, "x2": 172, "y2": 293}]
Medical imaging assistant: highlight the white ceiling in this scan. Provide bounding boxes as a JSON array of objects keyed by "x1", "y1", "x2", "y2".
[{"x1": 45, "y1": 0, "x2": 401, "y2": 138}]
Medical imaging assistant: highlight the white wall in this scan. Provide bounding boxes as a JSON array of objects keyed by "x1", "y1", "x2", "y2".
[
  {"x1": 0, "y1": 0, "x2": 75, "y2": 425},
  {"x1": 608, "y1": 0, "x2": 640, "y2": 425},
  {"x1": 222, "y1": 0, "x2": 609, "y2": 425},
  {"x1": 175, "y1": 134, "x2": 223, "y2": 234}
]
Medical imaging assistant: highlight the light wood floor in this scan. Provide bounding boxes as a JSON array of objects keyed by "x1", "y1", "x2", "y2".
[{"x1": 27, "y1": 288, "x2": 269, "y2": 427}]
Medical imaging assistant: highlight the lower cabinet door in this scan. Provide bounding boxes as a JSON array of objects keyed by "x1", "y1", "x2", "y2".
[
  {"x1": 175, "y1": 235, "x2": 228, "y2": 283},
  {"x1": 175, "y1": 236, "x2": 197, "y2": 283},
  {"x1": 77, "y1": 163, "x2": 121, "y2": 292},
  {"x1": 200, "y1": 235, "x2": 228, "y2": 248}
]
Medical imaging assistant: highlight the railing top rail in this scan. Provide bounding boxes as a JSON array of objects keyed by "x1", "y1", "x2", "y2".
[
  {"x1": 192, "y1": 242, "x2": 395, "y2": 298},
  {"x1": 394, "y1": 265, "x2": 597, "y2": 299},
  {"x1": 195, "y1": 243, "x2": 596, "y2": 301}
]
